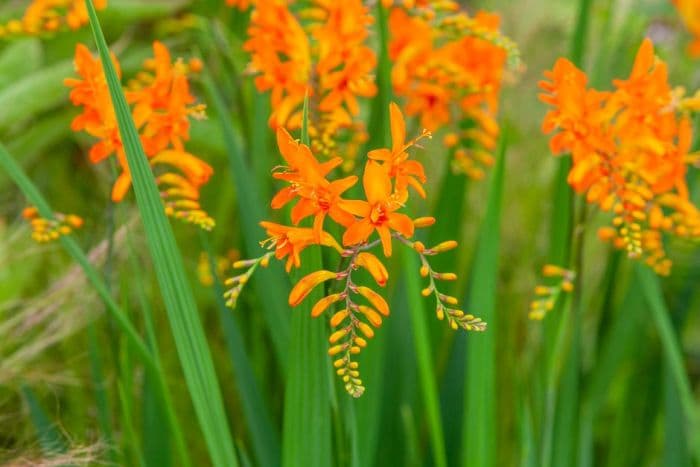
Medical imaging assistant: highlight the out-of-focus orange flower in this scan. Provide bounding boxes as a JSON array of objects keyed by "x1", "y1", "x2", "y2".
[
  {"x1": 128, "y1": 41, "x2": 206, "y2": 157},
  {"x1": 341, "y1": 161, "x2": 415, "y2": 257},
  {"x1": 674, "y1": 0, "x2": 700, "y2": 57},
  {"x1": 271, "y1": 129, "x2": 358, "y2": 238},
  {"x1": 65, "y1": 44, "x2": 124, "y2": 166},
  {"x1": 66, "y1": 42, "x2": 215, "y2": 230},
  {"x1": 387, "y1": 5, "x2": 514, "y2": 178},
  {"x1": 0, "y1": 0, "x2": 107, "y2": 36},
  {"x1": 540, "y1": 38, "x2": 700, "y2": 274},
  {"x1": 244, "y1": 0, "x2": 377, "y2": 168}
]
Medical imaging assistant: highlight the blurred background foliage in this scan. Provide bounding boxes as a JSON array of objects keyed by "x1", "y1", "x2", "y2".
[{"x1": 0, "y1": 0, "x2": 699, "y2": 466}]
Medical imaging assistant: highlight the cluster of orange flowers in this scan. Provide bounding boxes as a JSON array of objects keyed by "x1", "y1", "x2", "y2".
[
  {"x1": 674, "y1": 0, "x2": 700, "y2": 57},
  {"x1": 65, "y1": 41, "x2": 215, "y2": 230},
  {"x1": 0, "y1": 0, "x2": 106, "y2": 37},
  {"x1": 225, "y1": 103, "x2": 485, "y2": 397},
  {"x1": 387, "y1": 1, "x2": 518, "y2": 178},
  {"x1": 22, "y1": 206, "x2": 83, "y2": 243},
  {"x1": 540, "y1": 38, "x2": 700, "y2": 275},
  {"x1": 243, "y1": 0, "x2": 377, "y2": 170}
]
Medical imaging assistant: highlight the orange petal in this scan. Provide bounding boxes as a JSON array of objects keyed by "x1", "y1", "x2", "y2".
[
  {"x1": 289, "y1": 270, "x2": 338, "y2": 307},
  {"x1": 343, "y1": 218, "x2": 374, "y2": 247}
]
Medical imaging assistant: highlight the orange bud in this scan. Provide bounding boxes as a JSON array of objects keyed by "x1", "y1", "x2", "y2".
[
  {"x1": 329, "y1": 329, "x2": 348, "y2": 344},
  {"x1": 434, "y1": 272, "x2": 457, "y2": 281},
  {"x1": 534, "y1": 286, "x2": 551, "y2": 296},
  {"x1": 561, "y1": 281, "x2": 574, "y2": 292},
  {"x1": 420, "y1": 265, "x2": 430, "y2": 277},
  {"x1": 414, "y1": 217, "x2": 436, "y2": 228},
  {"x1": 355, "y1": 286, "x2": 390, "y2": 316},
  {"x1": 311, "y1": 293, "x2": 343, "y2": 317},
  {"x1": 188, "y1": 57, "x2": 203, "y2": 73},
  {"x1": 334, "y1": 358, "x2": 345, "y2": 368},
  {"x1": 356, "y1": 252, "x2": 388, "y2": 287},
  {"x1": 597, "y1": 227, "x2": 616, "y2": 242},
  {"x1": 330, "y1": 309, "x2": 349, "y2": 327},
  {"x1": 358, "y1": 305, "x2": 382, "y2": 327},
  {"x1": 22, "y1": 206, "x2": 38, "y2": 219},
  {"x1": 430, "y1": 240, "x2": 458, "y2": 253},
  {"x1": 328, "y1": 344, "x2": 346, "y2": 356},
  {"x1": 354, "y1": 337, "x2": 367, "y2": 348},
  {"x1": 357, "y1": 321, "x2": 375, "y2": 338},
  {"x1": 443, "y1": 132, "x2": 459, "y2": 147},
  {"x1": 289, "y1": 270, "x2": 337, "y2": 306},
  {"x1": 542, "y1": 264, "x2": 564, "y2": 277},
  {"x1": 413, "y1": 241, "x2": 426, "y2": 253},
  {"x1": 66, "y1": 215, "x2": 83, "y2": 228}
]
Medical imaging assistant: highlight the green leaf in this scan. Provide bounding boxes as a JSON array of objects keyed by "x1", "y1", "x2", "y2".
[
  {"x1": 461, "y1": 132, "x2": 507, "y2": 467},
  {"x1": 636, "y1": 265, "x2": 700, "y2": 461},
  {"x1": 85, "y1": 2, "x2": 238, "y2": 466}
]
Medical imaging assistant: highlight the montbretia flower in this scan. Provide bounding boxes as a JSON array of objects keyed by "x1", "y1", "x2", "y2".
[
  {"x1": 341, "y1": 161, "x2": 415, "y2": 257},
  {"x1": 244, "y1": 0, "x2": 376, "y2": 169},
  {"x1": 260, "y1": 221, "x2": 342, "y2": 272},
  {"x1": 387, "y1": 2, "x2": 519, "y2": 179},
  {"x1": 271, "y1": 128, "x2": 357, "y2": 238},
  {"x1": 66, "y1": 42, "x2": 215, "y2": 230},
  {"x1": 224, "y1": 103, "x2": 486, "y2": 397},
  {"x1": 0, "y1": 0, "x2": 107, "y2": 37},
  {"x1": 540, "y1": 38, "x2": 700, "y2": 275},
  {"x1": 368, "y1": 102, "x2": 430, "y2": 198}
]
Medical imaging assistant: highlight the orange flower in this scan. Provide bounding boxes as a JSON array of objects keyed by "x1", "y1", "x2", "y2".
[
  {"x1": 271, "y1": 129, "x2": 357, "y2": 237},
  {"x1": 128, "y1": 41, "x2": 205, "y2": 157},
  {"x1": 368, "y1": 102, "x2": 429, "y2": 198},
  {"x1": 540, "y1": 38, "x2": 700, "y2": 274},
  {"x1": 341, "y1": 161, "x2": 414, "y2": 256},
  {"x1": 260, "y1": 222, "x2": 341, "y2": 272},
  {"x1": 244, "y1": 0, "x2": 377, "y2": 165},
  {"x1": 65, "y1": 43, "x2": 124, "y2": 165},
  {"x1": 66, "y1": 42, "x2": 215, "y2": 229},
  {"x1": 243, "y1": 1, "x2": 310, "y2": 128},
  {"x1": 387, "y1": 5, "x2": 512, "y2": 178},
  {"x1": 0, "y1": 0, "x2": 107, "y2": 36}
]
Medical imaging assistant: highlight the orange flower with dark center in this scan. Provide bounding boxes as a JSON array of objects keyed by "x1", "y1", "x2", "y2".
[
  {"x1": 271, "y1": 129, "x2": 357, "y2": 237},
  {"x1": 341, "y1": 161, "x2": 414, "y2": 256}
]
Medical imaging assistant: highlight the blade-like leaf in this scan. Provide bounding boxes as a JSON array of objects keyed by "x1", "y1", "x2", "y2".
[
  {"x1": 281, "y1": 94, "x2": 332, "y2": 467},
  {"x1": 85, "y1": 2, "x2": 237, "y2": 465},
  {"x1": 462, "y1": 133, "x2": 507, "y2": 467}
]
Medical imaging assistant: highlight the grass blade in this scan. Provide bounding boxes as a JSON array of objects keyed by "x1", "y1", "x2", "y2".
[
  {"x1": 461, "y1": 133, "x2": 507, "y2": 467},
  {"x1": 200, "y1": 72, "x2": 291, "y2": 370},
  {"x1": 21, "y1": 386, "x2": 68, "y2": 455},
  {"x1": 85, "y1": 2, "x2": 238, "y2": 465},
  {"x1": 403, "y1": 249, "x2": 447, "y2": 467},
  {"x1": 200, "y1": 231, "x2": 281, "y2": 467},
  {"x1": 636, "y1": 265, "x2": 700, "y2": 461},
  {"x1": 0, "y1": 141, "x2": 153, "y2": 370}
]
